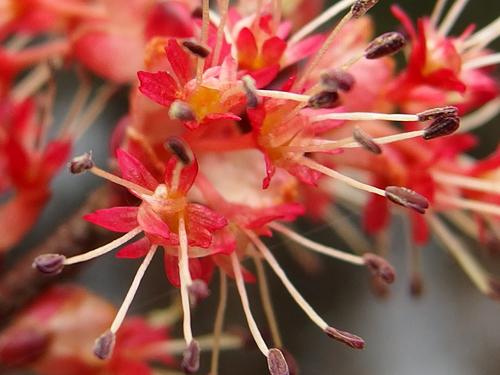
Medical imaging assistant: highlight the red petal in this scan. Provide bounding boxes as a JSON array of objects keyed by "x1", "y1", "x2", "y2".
[
  {"x1": 116, "y1": 149, "x2": 158, "y2": 191},
  {"x1": 261, "y1": 37, "x2": 287, "y2": 67},
  {"x1": 247, "y1": 65, "x2": 280, "y2": 88},
  {"x1": 137, "y1": 70, "x2": 178, "y2": 107},
  {"x1": 363, "y1": 194, "x2": 389, "y2": 234},
  {"x1": 138, "y1": 205, "x2": 171, "y2": 239},
  {"x1": 164, "y1": 157, "x2": 198, "y2": 195},
  {"x1": 116, "y1": 237, "x2": 151, "y2": 259},
  {"x1": 84, "y1": 207, "x2": 139, "y2": 232},
  {"x1": 213, "y1": 254, "x2": 256, "y2": 283},
  {"x1": 145, "y1": 2, "x2": 194, "y2": 40},
  {"x1": 187, "y1": 203, "x2": 228, "y2": 230},
  {"x1": 42, "y1": 140, "x2": 71, "y2": 175},
  {"x1": 163, "y1": 255, "x2": 213, "y2": 287},
  {"x1": 236, "y1": 27, "x2": 258, "y2": 68},
  {"x1": 165, "y1": 39, "x2": 191, "y2": 84}
]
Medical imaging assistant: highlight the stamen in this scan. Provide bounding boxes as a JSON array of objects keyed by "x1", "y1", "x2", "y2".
[
  {"x1": 364, "y1": 32, "x2": 406, "y2": 59},
  {"x1": 351, "y1": 0, "x2": 380, "y2": 18},
  {"x1": 255, "y1": 90, "x2": 310, "y2": 102},
  {"x1": 230, "y1": 252, "x2": 270, "y2": 357},
  {"x1": 242, "y1": 75, "x2": 259, "y2": 108},
  {"x1": 307, "y1": 90, "x2": 339, "y2": 109},
  {"x1": 270, "y1": 222, "x2": 365, "y2": 266},
  {"x1": 210, "y1": 272, "x2": 228, "y2": 375},
  {"x1": 89, "y1": 165, "x2": 154, "y2": 196},
  {"x1": 362, "y1": 253, "x2": 396, "y2": 284},
  {"x1": 432, "y1": 171, "x2": 500, "y2": 195},
  {"x1": 32, "y1": 253, "x2": 66, "y2": 274},
  {"x1": 423, "y1": 115, "x2": 460, "y2": 139},
  {"x1": 385, "y1": 186, "x2": 430, "y2": 214},
  {"x1": 461, "y1": 16, "x2": 500, "y2": 52},
  {"x1": 463, "y1": 52, "x2": 500, "y2": 70},
  {"x1": 12, "y1": 63, "x2": 51, "y2": 101},
  {"x1": 196, "y1": 0, "x2": 210, "y2": 85},
  {"x1": 299, "y1": 157, "x2": 386, "y2": 196},
  {"x1": 436, "y1": 193, "x2": 500, "y2": 217},
  {"x1": 188, "y1": 279, "x2": 210, "y2": 305},
  {"x1": 63, "y1": 227, "x2": 143, "y2": 265},
  {"x1": 69, "y1": 152, "x2": 94, "y2": 174},
  {"x1": 428, "y1": 216, "x2": 493, "y2": 295},
  {"x1": 109, "y1": 246, "x2": 157, "y2": 334},
  {"x1": 168, "y1": 100, "x2": 196, "y2": 122},
  {"x1": 320, "y1": 70, "x2": 355, "y2": 92},
  {"x1": 352, "y1": 126, "x2": 382, "y2": 154},
  {"x1": 324, "y1": 206, "x2": 370, "y2": 255},
  {"x1": 165, "y1": 136, "x2": 193, "y2": 165},
  {"x1": 267, "y1": 348, "x2": 290, "y2": 375},
  {"x1": 213, "y1": 0, "x2": 229, "y2": 65},
  {"x1": 430, "y1": 0, "x2": 448, "y2": 26},
  {"x1": 178, "y1": 216, "x2": 195, "y2": 346},
  {"x1": 182, "y1": 40, "x2": 211, "y2": 58},
  {"x1": 438, "y1": 0, "x2": 470, "y2": 36},
  {"x1": 417, "y1": 106, "x2": 458, "y2": 121},
  {"x1": 310, "y1": 111, "x2": 419, "y2": 123},
  {"x1": 93, "y1": 331, "x2": 115, "y2": 360},
  {"x1": 182, "y1": 340, "x2": 201, "y2": 374},
  {"x1": 459, "y1": 98, "x2": 500, "y2": 132},
  {"x1": 253, "y1": 256, "x2": 283, "y2": 348},
  {"x1": 289, "y1": 0, "x2": 356, "y2": 44},
  {"x1": 245, "y1": 230, "x2": 364, "y2": 349},
  {"x1": 59, "y1": 70, "x2": 92, "y2": 137}
]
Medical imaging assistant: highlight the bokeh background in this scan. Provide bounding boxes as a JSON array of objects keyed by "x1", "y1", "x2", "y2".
[{"x1": 8, "y1": 0, "x2": 500, "y2": 374}]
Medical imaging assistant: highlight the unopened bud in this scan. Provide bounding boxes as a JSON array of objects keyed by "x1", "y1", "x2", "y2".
[
  {"x1": 363, "y1": 253, "x2": 395, "y2": 284},
  {"x1": 189, "y1": 279, "x2": 210, "y2": 306},
  {"x1": 182, "y1": 40, "x2": 211, "y2": 58},
  {"x1": 0, "y1": 329, "x2": 50, "y2": 366},
  {"x1": 352, "y1": 126, "x2": 382, "y2": 154},
  {"x1": 169, "y1": 100, "x2": 196, "y2": 122},
  {"x1": 267, "y1": 348, "x2": 289, "y2": 375},
  {"x1": 417, "y1": 106, "x2": 458, "y2": 121},
  {"x1": 32, "y1": 254, "x2": 66, "y2": 275},
  {"x1": 423, "y1": 115, "x2": 460, "y2": 139},
  {"x1": 365, "y1": 32, "x2": 406, "y2": 59},
  {"x1": 351, "y1": 0, "x2": 380, "y2": 18},
  {"x1": 165, "y1": 136, "x2": 192, "y2": 164},
  {"x1": 320, "y1": 70, "x2": 355, "y2": 92},
  {"x1": 307, "y1": 90, "x2": 339, "y2": 109},
  {"x1": 242, "y1": 75, "x2": 259, "y2": 108},
  {"x1": 69, "y1": 152, "x2": 94, "y2": 174},
  {"x1": 325, "y1": 326, "x2": 365, "y2": 349},
  {"x1": 182, "y1": 340, "x2": 200, "y2": 373},
  {"x1": 93, "y1": 330, "x2": 115, "y2": 360},
  {"x1": 385, "y1": 186, "x2": 430, "y2": 214}
]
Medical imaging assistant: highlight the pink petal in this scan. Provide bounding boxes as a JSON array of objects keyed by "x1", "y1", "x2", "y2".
[
  {"x1": 84, "y1": 206, "x2": 139, "y2": 232},
  {"x1": 164, "y1": 157, "x2": 198, "y2": 195},
  {"x1": 116, "y1": 237, "x2": 151, "y2": 259},
  {"x1": 284, "y1": 34, "x2": 325, "y2": 67},
  {"x1": 116, "y1": 149, "x2": 158, "y2": 191},
  {"x1": 187, "y1": 203, "x2": 228, "y2": 230},
  {"x1": 165, "y1": 39, "x2": 190, "y2": 84},
  {"x1": 138, "y1": 205, "x2": 171, "y2": 239},
  {"x1": 137, "y1": 70, "x2": 178, "y2": 107}
]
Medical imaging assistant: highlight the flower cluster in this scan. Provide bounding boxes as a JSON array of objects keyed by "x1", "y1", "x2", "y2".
[{"x1": 0, "y1": 0, "x2": 498, "y2": 374}]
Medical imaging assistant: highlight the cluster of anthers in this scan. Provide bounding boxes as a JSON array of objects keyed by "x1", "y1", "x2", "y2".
[{"x1": 14, "y1": 0, "x2": 498, "y2": 373}]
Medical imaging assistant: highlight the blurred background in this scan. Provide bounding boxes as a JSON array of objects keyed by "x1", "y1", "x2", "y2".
[{"x1": 8, "y1": 0, "x2": 500, "y2": 374}]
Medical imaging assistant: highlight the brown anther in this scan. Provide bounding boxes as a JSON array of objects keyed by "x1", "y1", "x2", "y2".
[
  {"x1": 352, "y1": 126, "x2": 382, "y2": 154},
  {"x1": 307, "y1": 90, "x2": 339, "y2": 109},
  {"x1": 320, "y1": 70, "x2": 355, "y2": 92},
  {"x1": 69, "y1": 152, "x2": 94, "y2": 174},
  {"x1": 188, "y1": 279, "x2": 210, "y2": 306},
  {"x1": 423, "y1": 115, "x2": 460, "y2": 140},
  {"x1": 365, "y1": 32, "x2": 406, "y2": 59},
  {"x1": 267, "y1": 348, "x2": 290, "y2": 375},
  {"x1": 410, "y1": 274, "x2": 424, "y2": 297},
  {"x1": 417, "y1": 106, "x2": 458, "y2": 121},
  {"x1": 0, "y1": 329, "x2": 50, "y2": 366},
  {"x1": 385, "y1": 186, "x2": 430, "y2": 214},
  {"x1": 242, "y1": 75, "x2": 259, "y2": 108},
  {"x1": 324, "y1": 327, "x2": 365, "y2": 349},
  {"x1": 93, "y1": 330, "x2": 115, "y2": 360},
  {"x1": 181, "y1": 340, "x2": 200, "y2": 373},
  {"x1": 363, "y1": 253, "x2": 396, "y2": 284},
  {"x1": 165, "y1": 136, "x2": 192, "y2": 165},
  {"x1": 182, "y1": 40, "x2": 211, "y2": 58},
  {"x1": 351, "y1": 0, "x2": 380, "y2": 18},
  {"x1": 32, "y1": 254, "x2": 66, "y2": 275},
  {"x1": 168, "y1": 100, "x2": 196, "y2": 122}
]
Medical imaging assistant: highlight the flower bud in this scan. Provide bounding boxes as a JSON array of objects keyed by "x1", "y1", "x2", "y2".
[
  {"x1": 320, "y1": 70, "x2": 355, "y2": 92},
  {"x1": 242, "y1": 75, "x2": 259, "y2": 108},
  {"x1": 423, "y1": 115, "x2": 460, "y2": 140},
  {"x1": 307, "y1": 90, "x2": 339, "y2": 109},
  {"x1": 267, "y1": 348, "x2": 289, "y2": 375},
  {"x1": 365, "y1": 32, "x2": 406, "y2": 59},
  {"x1": 385, "y1": 186, "x2": 430, "y2": 214},
  {"x1": 182, "y1": 40, "x2": 211, "y2": 58},
  {"x1": 352, "y1": 126, "x2": 382, "y2": 154},
  {"x1": 417, "y1": 106, "x2": 458, "y2": 121},
  {"x1": 324, "y1": 326, "x2": 365, "y2": 349},
  {"x1": 69, "y1": 152, "x2": 94, "y2": 174},
  {"x1": 165, "y1": 136, "x2": 192, "y2": 164},
  {"x1": 168, "y1": 100, "x2": 196, "y2": 122},
  {"x1": 363, "y1": 253, "x2": 396, "y2": 284},
  {"x1": 93, "y1": 330, "x2": 115, "y2": 360},
  {"x1": 182, "y1": 340, "x2": 200, "y2": 373},
  {"x1": 32, "y1": 254, "x2": 66, "y2": 275},
  {"x1": 351, "y1": 0, "x2": 380, "y2": 18}
]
